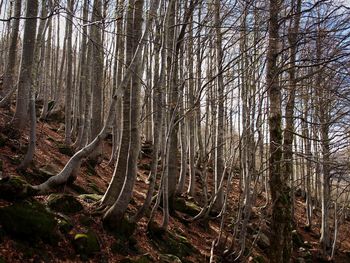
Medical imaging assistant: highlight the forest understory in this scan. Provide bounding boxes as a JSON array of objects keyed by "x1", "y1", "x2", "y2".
[
  {"x1": 1, "y1": 0, "x2": 350, "y2": 262},
  {"x1": 0, "y1": 107, "x2": 350, "y2": 262}
]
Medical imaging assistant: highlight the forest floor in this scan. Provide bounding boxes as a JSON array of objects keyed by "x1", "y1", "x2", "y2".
[{"x1": 0, "y1": 108, "x2": 350, "y2": 263}]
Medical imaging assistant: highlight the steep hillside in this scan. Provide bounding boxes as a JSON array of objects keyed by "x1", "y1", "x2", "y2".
[{"x1": 0, "y1": 111, "x2": 350, "y2": 263}]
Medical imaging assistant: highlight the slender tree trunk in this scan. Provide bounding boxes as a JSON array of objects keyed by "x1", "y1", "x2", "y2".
[
  {"x1": 267, "y1": 0, "x2": 292, "y2": 262},
  {"x1": 103, "y1": 0, "x2": 145, "y2": 227},
  {"x1": 90, "y1": 0, "x2": 104, "y2": 158},
  {"x1": 213, "y1": 0, "x2": 224, "y2": 210},
  {"x1": 73, "y1": 0, "x2": 89, "y2": 149},
  {"x1": 12, "y1": 0, "x2": 38, "y2": 129},
  {"x1": 65, "y1": 0, "x2": 74, "y2": 144},
  {"x1": 1, "y1": 0, "x2": 21, "y2": 107}
]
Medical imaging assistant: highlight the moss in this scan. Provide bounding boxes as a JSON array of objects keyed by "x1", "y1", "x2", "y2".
[
  {"x1": 79, "y1": 194, "x2": 102, "y2": 203},
  {"x1": 48, "y1": 194, "x2": 83, "y2": 214},
  {"x1": 120, "y1": 254, "x2": 154, "y2": 263},
  {"x1": 79, "y1": 215, "x2": 94, "y2": 227},
  {"x1": 0, "y1": 256, "x2": 5, "y2": 263},
  {"x1": 111, "y1": 240, "x2": 129, "y2": 256},
  {"x1": 88, "y1": 182, "x2": 103, "y2": 194},
  {"x1": 9, "y1": 155, "x2": 21, "y2": 165},
  {"x1": 147, "y1": 222, "x2": 198, "y2": 260},
  {"x1": 69, "y1": 183, "x2": 88, "y2": 194},
  {"x1": 0, "y1": 200, "x2": 58, "y2": 244},
  {"x1": 57, "y1": 144, "x2": 74, "y2": 156},
  {"x1": 73, "y1": 230, "x2": 100, "y2": 257},
  {"x1": 159, "y1": 254, "x2": 182, "y2": 263},
  {"x1": 253, "y1": 255, "x2": 265, "y2": 263},
  {"x1": 174, "y1": 198, "x2": 201, "y2": 217},
  {"x1": 38, "y1": 164, "x2": 59, "y2": 178},
  {"x1": 104, "y1": 215, "x2": 136, "y2": 239},
  {"x1": 292, "y1": 230, "x2": 304, "y2": 248},
  {"x1": 0, "y1": 134, "x2": 6, "y2": 148},
  {"x1": 0, "y1": 176, "x2": 37, "y2": 201},
  {"x1": 58, "y1": 218, "x2": 73, "y2": 234}
]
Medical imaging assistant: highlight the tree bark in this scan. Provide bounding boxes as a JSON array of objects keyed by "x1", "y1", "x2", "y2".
[{"x1": 12, "y1": 0, "x2": 39, "y2": 128}]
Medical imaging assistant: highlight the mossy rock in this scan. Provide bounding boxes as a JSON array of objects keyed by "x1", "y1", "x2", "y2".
[
  {"x1": 174, "y1": 198, "x2": 201, "y2": 217},
  {"x1": 111, "y1": 240, "x2": 129, "y2": 256},
  {"x1": 57, "y1": 218, "x2": 73, "y2": 234},
  {"x1": 57, "y1": 144, "x2": 75, "y2": 156},
  {"x1": 120, "y1": 254, "x2": 154, "y2": 263},
  {"x1": 48, "y1": 194, "x2": 83, "y2": 214},
  {"x1": 138, "y1": 163, "x2": 151, "y2": 171},
  {"x1": 0, "y1": 176, "x2": 37, "y2": 201},
  {"x1": 253, "y1": 255, "x2": 265, "y2": 263},
  {"x1": 9, "y1": 155, "x2": 21, "y2": 165},
  {"x1": 79, "y1": 215, "x2": 95, "y2": 227},
  {"x1": 38, "y1": 164, "x2": 59, "y2": 178},
  {"x1": 70, "y1": 183, "x2": 88, "y2": 194},
  {"x1": 0, "y1": 226, "x2": 5, "y2": 243},
  {"x1": 292, "y1": 229, "x2": 304, "y2": 248},
  {"x1": 0, "y1": 134, "x2": 6, "y2": 147},
  {"x1": 88, "y1": 182, "x2": 103, "y2": 194},
  {"x1": 104, "y1": 215, "x2": 137, "y2": 239},
  {"x1": 79, "y1": 194, "x2": 102, "y2": 203},
  {"x1": 73, "y1": 230, "x2": 100, "y2": 257},
  {"x1": 0, "y1": 200, "x2": 58, "y2": 244},
  {"x1": 159, "y1": 254, "x2": 182, "y2": 263},
  {"x1": 147, "y1": 222, "x2": 197, "y2": 260}
]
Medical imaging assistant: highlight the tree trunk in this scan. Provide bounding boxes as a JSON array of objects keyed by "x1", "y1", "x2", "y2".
[
  {"x1": 12, "y1": 0, "x2": 39, "y2": 128},
  {"x1": 103, "y1": 0, "x2": 145, "y2": 227},
  {"x1": 267, "y1": 0, "x2": 292, "y2": 262},
  {"x1": 1, "y1": 0, "x2": 21, "y2": 107}
]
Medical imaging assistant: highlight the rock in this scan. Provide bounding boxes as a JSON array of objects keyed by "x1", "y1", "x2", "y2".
[
  {"x1": 0, "y1": 226, "x2": 4, "y2": 243},
  {"x1": 79, "y1": 215, "x2": 94, "y2": 227},
  {"x1": 303, "y1": 240, "x2": 312, "y2": 249},
  {"x1": 147, "y1": 222, "x2": 198, "y2": 260},
  {"x1": 0, "y1": 200, "x2": 58, "y2": 244},
  {"x1": 38, "y1": 164, "x2": 59, "y2": 178},
  {"x1": 120, "y1": 254, "x2": 154, "y2": 263},
  {"x1": 0, "y1": 134, "x2": 6, "y2": 147},
  {"x1": 296, "y1": 258, "x2": 306, "y2": 263},
  {"x1": 292, "y1": 229, "x2": 304, "y2": 247},
  {"x1": 79, "y1": 193, "x2": 102, "y2": 203},
  {"x1": 104, "y1": 215, "x2": 137, "y2": 239},
  {"x1": 252, "y1": 255, "x2": 265, "y2": 263},
  {"x1": 57, "y1": 218, "x2": 73, "y2": 234},
  {"x1": 138, "y1": 163, "x2": 151, "y2": 171},
  {"x1": 298, "y1": 247, "x2": 312, "y2": 259},
  {"x1": 73, "y1": 230, "x2": 100, "y2": 257},
  {"x1": 159, "y1": 254, "x2": 182, "y2": 263},
  {"x1": 253, "y1": 233, "x2": 270, "y2": 250},
  {"x1": 174, "y1": 198, "x2": 201, "y2": 217},
  {"x1": 57, "y1": 144, "x2": 74, "y2": 156},
  {"x1": 88, "y1": 182, "x2": 103, "y2": 194},
  {"x1": 0, "y1": 176, "x2": 37, "y2": 201},
  {"x1": 47, "y1": 194, "x2": 83, "y2": 214}
]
